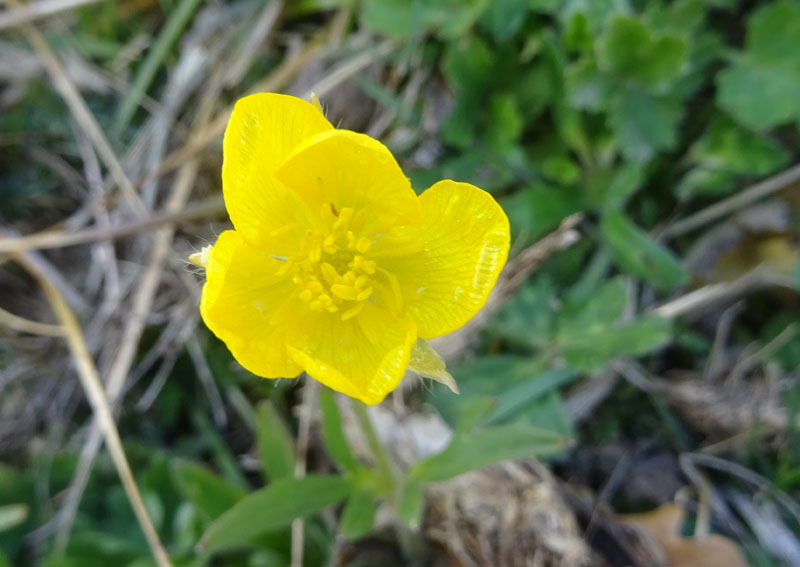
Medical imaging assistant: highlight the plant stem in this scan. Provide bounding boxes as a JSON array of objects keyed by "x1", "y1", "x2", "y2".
[
  {"x1": 353, "y1": 402, "x2": 395, "y2": 486},
  {"x1": 352, "y1": 402, "x2": 426, "y2": 563}
]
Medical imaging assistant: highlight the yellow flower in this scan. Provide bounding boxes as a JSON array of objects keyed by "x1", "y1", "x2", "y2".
[{"x1": 196, "y1": 93, "x2": 509, "y2": 405}]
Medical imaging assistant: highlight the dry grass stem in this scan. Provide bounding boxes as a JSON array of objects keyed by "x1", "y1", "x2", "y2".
[
  {"x1": 11, "y1": 0, "x2": 146, "y2": 214},
  {"x1": 140, "y1": 23, "x2": 333, "y2": 189},
  {"x1": 0, "y1": 305, "x2": 63, "y2": 337},
  {"x1": 11, "y1": 251, "x2": 172, "y2": 567},
  {"x1": 306, "y1": 38, "x2": 399, "y2": 99},
  {"x1": 55, "y1": 152, "x2": 202, "y2": 551},
  {"x1": 0, "y1": 195, "x2": 225, "y2": 254},
  {"x1": 0, "y1": 0, "x2": 102, "y2": 31},
  {"x1": 291, "y1": 378, "x2": 319, "y2": 567},
  {"x1": 652, "y1": 268, "x2": 794, "y2": 320},
  {"x1": 663, "y1": 162, "x2": 800, "y2": 238}
]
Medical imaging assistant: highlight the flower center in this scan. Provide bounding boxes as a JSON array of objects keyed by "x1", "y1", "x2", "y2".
[{"x1": 290, "y1": 204, "x2": 377, "y2": 320}]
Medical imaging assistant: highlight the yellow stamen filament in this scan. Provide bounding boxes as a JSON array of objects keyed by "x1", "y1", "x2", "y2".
[{"x1": 288, "y1": 203, "x2": 380, "y2": 319}]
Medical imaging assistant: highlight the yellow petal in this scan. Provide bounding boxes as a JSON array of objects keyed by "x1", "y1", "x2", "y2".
[
  {"x1": 378, "y1": 180, "x2": 510, "y2": 339},
  {"x1": 200, "y1": 230, "x2": 302, "y2": 378},
  {"x1": 287, "y1": 302, "x2": 417, "y2": 405},
  {"x1": 275, "y1": 129, "x2": 421, "y2": 234},
  {"x1": 222, "y1": 93, "x2": 333, "y2": 250}
]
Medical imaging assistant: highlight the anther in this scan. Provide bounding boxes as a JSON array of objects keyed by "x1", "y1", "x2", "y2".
[
  {"x1": 333, "y1": 207, "x2": 354, "y2": 230},
  {"x1": 320, "y1": 262, "x2": 339, "y2": 285},
  {"x1": 355, "y1": 236, "x2": 371, "y2": 254},
  {"x1": 331, "y1": 284, "x2": 359, "y2": 301},
  {"x1": 362, "y1": 260, "x2": 376, "y2": 275}
]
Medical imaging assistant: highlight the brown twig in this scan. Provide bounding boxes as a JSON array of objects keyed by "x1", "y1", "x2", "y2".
[
  {"x1": 0, "y1": 195, "x2": 225, "y2": 254},
  {"x1": 662, "y1": 163, "x2": 800, "y2": 239}
]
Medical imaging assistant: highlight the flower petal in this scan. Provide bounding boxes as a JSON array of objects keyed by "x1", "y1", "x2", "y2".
[
  {"x1": 200, "y1": 230, "x2": 302, "y2": 377},
  {"x1": 222, "y1": 93, "x2": 333, "y2": 250},
  {"x1": 275, "y1": 129, "x2": 421, "y2": 233},
  {"x1": 287, "y1": 303, "x2": 417, "y2": 405},
  {"x1": 376, "y1": 180, "x2": 510, "y2": 339}
]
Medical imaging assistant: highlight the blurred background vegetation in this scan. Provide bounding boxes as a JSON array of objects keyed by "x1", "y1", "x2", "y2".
[{"x1": 1, "y1": 0, "x2": 800, "y2": 566}]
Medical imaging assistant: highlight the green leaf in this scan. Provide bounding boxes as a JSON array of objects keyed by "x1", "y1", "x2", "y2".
[
  {"x1": 716, "y1": 1, "x2": 800, "y2": 130},
  {"x1": 560, "y1": 315, "x2": 673, "y2": 371},
  {"x1": 560, "y1": 277, "x2": 627, "y2": 334},
  {"x1": 561, "y1": 0, "x2": 629, "y2": 35},
  {"x1": 0, "y1": 504, "x2": 27, "y2": 533},
  {"x1": 482, "y1": 0, "x2": 528, "y2": 42},
  {"x1": 442, "y1": 37, "x2": 495, "y2": 147},
  {"x1": 640, "y1": 35, "x2": 688, "y2": 87},
  {"x1": 609, "y1": 86, "x2": 682, "y2": 162},
  {"x1": 361, "y1": 0, "x2": 487, "y2": 40},
  {"x1": 688, "y1": 117, "x2": 788, "y2": 175},
  {"x1": 678, "y1": 116, "x2": 788, "y2": 199},
  {"x1": 563, "y1": 12, "x2": 593, "y2": 52},
  {"x1": 171, "y1": 460, "x2": 245, "y2": 520},
  {"x1": 506, "y1": 184, "x2": 583, "y2": 243},
  {"x1": 717, "y1": 61, "x2": 800, "y2": 131},
  {"x1": 256, "y1": 402, "x2": 296, "y2": 481},
  {"x1": 339, "y1": 490, "x2": 378, "y2": 540},
  {"x1": 598, "y1": 15, "x2": 651, "y2": 77},
  {"x1": 409, "y1": 425, "x2": 568, "y2": 483},
  {"x1": 319, "y1": 388, "x2": 359, "y2": 472},
  {"x1": 598, "y1": 15, "x2": 687, "y2": 87},
  {"x1": 487, "y1": 93, "x2": 524, "y2": 150},
  {"x1": 200, "y1": 475, "x2": 351, "y2": 551},
  {"x1": 601, "y1": 209, "x2": 689, "y2": 292},
  {"x1": 599, "y1": 162, "x2": 645, "y2": 208},
  {"x1": 487, "y1": 367, "x2": 579, "y2": 424},
  {"x1": 452, "y1": 396, "x2": 498, "y2": 434},
  {"x1": 540, "y1": 155, "x2": 581, "y2": 186},
  {"x1": 566, "y1": 59, "x2": 611, "y2": 111},
  {"x1": 396, "y1": 478, "x2": 425, "y2": 528},
  {"x1": 113, "y1": 0, "x2": 204, "y2": 133},
  {"x1": 360, "y1": 0, "x2": 418, "y2": 38},
  {"x1": 746, "y1": 0, "x2": 800, "y2": 63}
]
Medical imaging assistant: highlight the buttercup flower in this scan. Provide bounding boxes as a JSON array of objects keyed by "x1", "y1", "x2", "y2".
[{"x1": 195, "y1": 93, "x2": 509, "y2": 405}]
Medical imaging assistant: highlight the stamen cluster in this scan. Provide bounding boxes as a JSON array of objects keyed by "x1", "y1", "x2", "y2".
[{"x1": 290, "y1": 204, "x2": 377, "y2": 320}]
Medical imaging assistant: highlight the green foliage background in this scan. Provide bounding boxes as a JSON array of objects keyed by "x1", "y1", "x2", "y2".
[{"x1": 2, "y1": 0, "x2": 800, "y2": 566}]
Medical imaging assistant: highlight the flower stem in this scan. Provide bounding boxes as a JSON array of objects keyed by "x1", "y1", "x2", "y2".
[
  {"x1": 352, "y1": 401, "x2": 394, "y2": 486},
  {"x1": 352, "y1": 401, "x2": 426, "y2": 562}
]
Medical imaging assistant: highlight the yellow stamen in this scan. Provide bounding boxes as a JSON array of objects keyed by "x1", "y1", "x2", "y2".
[
  {"x1": 331, "y1": 284, "x2": 359, "y2": 301},
  {"x1": 334, "y1": 207, "x2": 354, "y2": 230},
  {"x1": 320, "y1": 262, "x2": 339, "y2": 285},
  {"x1": 357, "y1": 286, "x2": 373, "y2": 301},
  {"x1": 355, "y1": 236, "x2": 371, "y2": 254}
]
